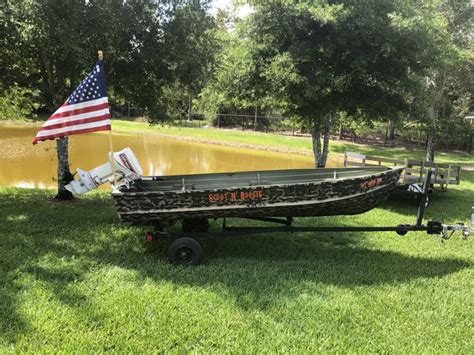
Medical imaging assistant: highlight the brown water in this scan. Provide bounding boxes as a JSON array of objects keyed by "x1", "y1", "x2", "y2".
[{"x1": 0, "y1": 125, "x2": 339, "y2": 189}]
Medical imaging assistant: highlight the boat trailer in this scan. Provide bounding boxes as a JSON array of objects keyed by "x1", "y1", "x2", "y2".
[{"x1": 146, "y1": 171, "x2": 471, "y2": 266}]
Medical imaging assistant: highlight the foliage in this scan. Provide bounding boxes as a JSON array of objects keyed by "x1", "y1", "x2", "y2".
[
  {"x1": 398, "y1": 0, "x2": 474, "y2": 160},
  {"x1": 197, "y1": 31, "x2": 261, "y2": 118},
  {"x1": 0, "y1": 85, "x2": 40, "y2": 121},
  {"x1": 1, "y1": 0, "x2": 472, "y2": 156},
  {"x1": 0, "y1": 0, "x2": 217, "y2": 121},
  {"x1": 253, "y1": 1, "x2": 447, "y2": 121},
  {"x1": 232, "y1": 1, "x2": 436, "y2": 165}
]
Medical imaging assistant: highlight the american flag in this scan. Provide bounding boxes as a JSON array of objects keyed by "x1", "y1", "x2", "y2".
[{"x1": 33, "y1": 59, "x2": 111, "y2": 144}]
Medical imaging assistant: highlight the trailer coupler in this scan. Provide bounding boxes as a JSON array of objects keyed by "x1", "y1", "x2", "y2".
[{"x1": 433, "y1": 222, "x2": 470, "y2": 241}]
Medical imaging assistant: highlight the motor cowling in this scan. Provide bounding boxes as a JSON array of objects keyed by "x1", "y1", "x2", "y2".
[{"x1": 65, "y1": 147, "x2": 143, "y2": 195}]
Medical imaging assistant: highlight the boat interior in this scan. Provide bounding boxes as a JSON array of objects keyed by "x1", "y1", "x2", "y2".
[{"x1": 132, "y1": 167, "x2": 395, "y2": 192}]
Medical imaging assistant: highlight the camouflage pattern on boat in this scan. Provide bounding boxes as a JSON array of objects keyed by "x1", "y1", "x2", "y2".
[{"x1": 112, "y1": 167, "x2": 403, "y2": 226}]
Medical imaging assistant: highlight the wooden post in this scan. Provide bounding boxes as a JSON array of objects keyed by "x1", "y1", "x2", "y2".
[
  {"x1": 108, "y1": 130, "x2": 118, "y2": 185},
  {"x1": 419, "y1": 161, "x2": 424, "y2": 183},
  {"x1": 402, "y1": 158, "x2": 409, "y2": 184}
]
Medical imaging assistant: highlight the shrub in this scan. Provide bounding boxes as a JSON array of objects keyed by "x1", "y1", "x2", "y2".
[{"x1": 0, "y1": 85, "x2": 40, "y2": 121}]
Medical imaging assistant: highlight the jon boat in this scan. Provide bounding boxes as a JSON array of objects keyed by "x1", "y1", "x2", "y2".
[
  {"x1": 112, "y1": 166, "x2": 403, "y2": 226},
  {"x1": 64, "y1": 147, "x2": 402, "y2": 225}
]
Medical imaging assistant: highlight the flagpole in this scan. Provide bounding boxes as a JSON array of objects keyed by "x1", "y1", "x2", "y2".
[{"x1": 99, "y1": 50, "x2": 118, "y2": 187}]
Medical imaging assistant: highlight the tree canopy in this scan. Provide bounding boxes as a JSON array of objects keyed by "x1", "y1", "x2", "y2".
[{"x1": 0, "y1": 0, "x2": 216, "y2": 120}]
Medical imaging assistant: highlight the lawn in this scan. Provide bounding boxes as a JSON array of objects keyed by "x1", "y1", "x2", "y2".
[
  {"x1": 1, "y1": 122, "x2": 473, "y2": 352},
  {"x1": 0, "y1": 180, "x2": 473, "y2": 351}
]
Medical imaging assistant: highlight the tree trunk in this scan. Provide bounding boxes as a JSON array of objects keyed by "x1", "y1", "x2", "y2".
[
  {"x1": 254, "y1": 107, "x2": 258, "y2": 131},
  {"x1": 320, "y1": 119, "x2": 331, "y2": 167},
  {"x1": 311, "y1": 123, "x2": 322, "y2": 168},
  {"x1": 55, "y1": 137, "x2": 74, "y2": 200},
  {"x1": 311, "y1": 118, "x2": 331, "y2": 168},
  {"x1": 338, "y1": 124, "x2": 343, "y2": 139},
  {"x1": 187, "y1": 94, "x2": 193, "y2": 121},
  {"x1": 426, "y1": 127, "x2": 436, "y2": 162},
  {"x1": 388, "y1": 119, "x2": 395, "y2": 140},
  {"x1": 426, "y1": 105, "x2": 437, "y2": 162}
]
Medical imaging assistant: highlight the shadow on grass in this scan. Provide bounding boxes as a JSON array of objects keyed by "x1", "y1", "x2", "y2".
[
  {"x1": 379, "y1": 186, "x2": 473, "y2": 222},
  {"x1": 0, "y1": 188, "x2": 471, "y2": 342}
]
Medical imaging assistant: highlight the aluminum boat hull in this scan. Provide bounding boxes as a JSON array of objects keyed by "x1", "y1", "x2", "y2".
[{"x1": 113, "y1": 167, "x2": 403, "y2": 225}]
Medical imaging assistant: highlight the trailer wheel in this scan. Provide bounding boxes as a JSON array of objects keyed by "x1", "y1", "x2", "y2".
[{"x1": 168, "y1": 237, "x2": 203, "y2": 266}]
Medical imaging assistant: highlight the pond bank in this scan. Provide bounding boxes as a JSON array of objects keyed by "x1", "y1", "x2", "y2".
[
  {"x1": 110, "y1": 120, "x2": 474, "y2": 166},
  {"x1": 2, "y1": 119, "x2": 473, "y2": 166}
]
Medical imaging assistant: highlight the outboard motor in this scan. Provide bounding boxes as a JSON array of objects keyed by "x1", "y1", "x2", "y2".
[{"x1": 65, "y1": 147, "x2": 143, "y2": 195}]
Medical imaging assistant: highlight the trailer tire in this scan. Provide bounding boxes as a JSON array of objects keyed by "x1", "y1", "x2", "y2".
[{"x1": 168, "y1": 237, "x2": 203, "y2": 266}]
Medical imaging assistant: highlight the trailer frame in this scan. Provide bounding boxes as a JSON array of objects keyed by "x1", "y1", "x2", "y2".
[{"x1": 145, "y1": 170, "x2": 470, "y2": 265}]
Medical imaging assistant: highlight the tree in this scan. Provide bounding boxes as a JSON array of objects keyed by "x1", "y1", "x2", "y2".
[
  {"x1": 8, "y1": 0, "x2": 103, "y2": 199},
  {"x1": 247, "y1": 0, "x2": 445, "y2": 167},
  {"x1": 0, "y1": 86, "x2": 40, "y2": 121},
  {"x1": 198, "y1": 31, "x2": 259, "y2": 116},
  {"x1": 197, "y1": 13, "x2": 277, "y2": 124},
  {"x1": 161, "y1": 0, "x2": 218, "y2": 122},
  {"x1": 411, "y1": 0, "x2": 473, "y2": 161}
]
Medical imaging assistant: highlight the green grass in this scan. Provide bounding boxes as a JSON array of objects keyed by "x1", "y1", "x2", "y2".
[
  {"x1": 112, "y1": 120, "x2": 474, "y2": 166},
  {"x1": 1, "y1": 171, "x2": 473, "y2": 352}
]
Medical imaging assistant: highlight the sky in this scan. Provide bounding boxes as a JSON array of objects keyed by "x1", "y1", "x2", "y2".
[{"x1": 210, "y1": 0, "x2": 253, "y2": 18}]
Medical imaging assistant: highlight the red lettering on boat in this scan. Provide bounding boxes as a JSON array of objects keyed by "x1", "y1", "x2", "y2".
[
  {"x1": 361, "y1": 177, "x2": 383, "y2": 190},
  {"x1": 208, "y1": 190, "x2": 263, "y2": 203}
]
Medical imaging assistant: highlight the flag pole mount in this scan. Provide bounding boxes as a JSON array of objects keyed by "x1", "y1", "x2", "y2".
[{"x1": 99, "y1": 50, "x2": 118, "y2": 187}]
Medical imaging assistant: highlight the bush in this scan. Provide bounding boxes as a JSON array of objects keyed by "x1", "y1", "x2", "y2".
[{"x1": 0, "y1": 85, "x2": 40, "y2": 121}]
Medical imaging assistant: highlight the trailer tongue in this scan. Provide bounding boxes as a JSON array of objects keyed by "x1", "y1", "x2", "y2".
[{"x1": 64, "y1": 147, "x2": 471, "y2": 265}]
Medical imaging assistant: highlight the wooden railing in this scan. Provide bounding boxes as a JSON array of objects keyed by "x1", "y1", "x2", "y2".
[{"x1": 344, "y1": 152, "x2": 462, "y2": 186}]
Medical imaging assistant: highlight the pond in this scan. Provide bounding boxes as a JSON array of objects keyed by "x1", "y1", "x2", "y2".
[{"x1": 0, "y1": 125, "x2": 339, "y2": 189}]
